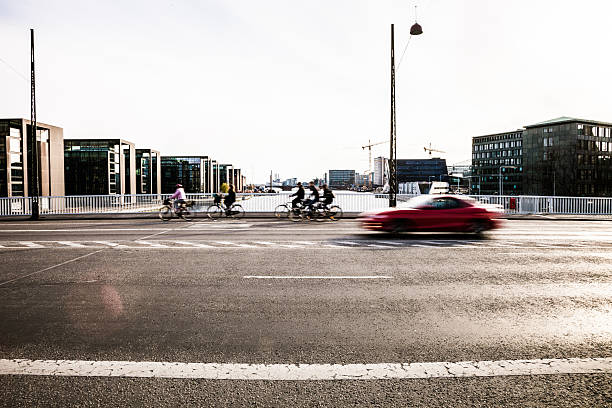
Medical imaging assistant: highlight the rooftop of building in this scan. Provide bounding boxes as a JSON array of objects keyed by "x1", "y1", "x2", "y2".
[
  {"x1": 473, "y1": 129, "x2": 524, "y2": 140},
  {"x1": 524, "y1": 116, "x2": 612, "y2": 128},
  {"x1": 65, "y1": 138, "x2": 135, "y2": 146}
]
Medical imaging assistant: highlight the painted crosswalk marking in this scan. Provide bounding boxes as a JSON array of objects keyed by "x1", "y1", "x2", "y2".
[
  {"x1": 0, "y1": 240, "x2": 609, "y2": 250},
  {"x1": 1, "y1": 357, "x2": 609, "y2": 380},
  {"x1": 57, "y1": 241, "x2": 87, "y2": 248},
  {"x1": 19, "y1": 241, "x2": 44, "y2": 248}
]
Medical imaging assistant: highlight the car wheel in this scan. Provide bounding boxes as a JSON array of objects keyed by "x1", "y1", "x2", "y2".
[
  {"x1": 389, "y1": 220, "x2": 405, "y2": 234},
  {"x1": 470, "y1": 220, "x2": 488, "y2": 234}
]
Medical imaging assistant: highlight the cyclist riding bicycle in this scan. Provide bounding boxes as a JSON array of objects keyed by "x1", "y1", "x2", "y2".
[
  {"x1": 224, "y1": 184, "x2": 236, "y2": 214},
  {"x1": 170, "y1": 183, "x2": 186, "y2": 210},
  {"x1": 289, "y1": 182, "x2": 305, "y2": 209},
  {"x1": 304, "y1": 181, "x2": 320, "y2": 211},
  {"x1": 320, "y1": 184, "x2": 334, "y2": 209}
]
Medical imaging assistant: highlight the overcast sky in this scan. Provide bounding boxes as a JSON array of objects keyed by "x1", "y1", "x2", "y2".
[{"x1": 1, "y1": 0, "x2": 611, "y2": 183}]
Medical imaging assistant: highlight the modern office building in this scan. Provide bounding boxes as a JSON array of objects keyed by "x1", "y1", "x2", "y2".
[
  {"x1": 64, "y1": 139, "x2": 136, "y2": 195},
  {"x1": 523, "y1": 117, "x2": 612, "y2": 196},
  {"x1": 472, "y1": 117, "x2": 612, "y2": 196},
  {"x1": 396, "y1": 158, "x2": 448, "y2": 183},
  {"x1": 218, "y1": 164, "x2": 232, "y2": 188},
  {"x1": 135, "y1": 149, "x2": 161, "y2": 194},
  {"x1": 373, "y1": 156, "x2": 387, "y2": 187},
  {"x1": 161, "y1": 156, "x2": 210, "y2": 194},
  {"x1": 471, "y1": 130, "x2": 523, "y2": 195},
  {"x1": 328, "y1": 169, "x2": 356, "y2": 189},
  {"x1": 212, "y1": 160, "x2": 220, "y2": 193},
  {"x1": 0, "y1": 118, "x2": 64, "y2": 197}
]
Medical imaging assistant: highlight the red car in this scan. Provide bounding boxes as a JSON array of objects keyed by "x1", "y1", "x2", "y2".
[{"x1": 359, "y1": 195, "x2": 504, "y2": 233}]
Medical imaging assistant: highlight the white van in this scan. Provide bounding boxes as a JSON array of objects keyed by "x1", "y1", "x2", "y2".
[{"x1": 429, "y1": 181, "x2": 449, "y2": 194}]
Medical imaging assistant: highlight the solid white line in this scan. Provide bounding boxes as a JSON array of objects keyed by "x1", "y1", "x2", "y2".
[
  {"x1": 2, "y1": 228, "x2": 167, "y2": 233},
  {"x1": 0, "y1": 250, "x2": 104, "y2": 287},
  {"x1": 243, "y1": 275, "x2": 393, "y2": 279},
  {"x1": 0, "y1": 357, "x2": 609, "y2": 380}
]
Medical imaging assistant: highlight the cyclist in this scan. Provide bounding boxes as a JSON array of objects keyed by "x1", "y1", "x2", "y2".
[
  {"x1": 304, "y1": 181, "x2": 320, "y2": 212},
  {"x1": 224, "y1": 184, "x2": 236, "y2": 214},
  {"x1": 321, "y1": 184, "x2": 334, "y2": 209},
  {"x1": 170, "y1": 183, "x2": 186, "y2": 210},
  {"x1": 290, "y1": 182, "x2": 305, "y2": 209}
]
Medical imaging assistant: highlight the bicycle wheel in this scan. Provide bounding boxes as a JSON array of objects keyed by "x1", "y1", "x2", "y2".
[
  {"x1": 207, "y1": 204, "x2": 223, "y2": 220},
  {"x1": 178, "y1": 208, "x2": 192, "y2": 221},
  {"x1": 274, "y1": 204, "x2": 290, "y2": 219},
  {"x1": 229, "y1": 204, "x2": 245, "y2": 219},
  {"x1": 288, "y1": 208, "x2": 303, "y2": 222},
  {"x1": 327, "y1": 205, "x2": 343, "y2": 221},
  {"x1": 159, "y1": 206, "x2": 173, "y2": 221}
]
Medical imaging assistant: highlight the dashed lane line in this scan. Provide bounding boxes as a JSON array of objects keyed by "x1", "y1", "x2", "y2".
[
  {"x1": 174, "y1": 240, "x2": 215, "y2": 248},
  {"x1": 19, "y1": 241, "x2": 44, "y2": 248},
  {"x1": 1, "y1": 357, "x2": 610, "y2": 380},
  {"x1": 57, "y1": 241, "x2": 87, "y2": 248},
  {"x1": 0, "y1": 240, "x2": 611, "y2": 250}
]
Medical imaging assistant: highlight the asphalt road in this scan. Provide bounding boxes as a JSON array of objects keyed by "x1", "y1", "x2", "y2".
[{"x1": 0, "y1": 218, "x2": 611, "y2": 407}]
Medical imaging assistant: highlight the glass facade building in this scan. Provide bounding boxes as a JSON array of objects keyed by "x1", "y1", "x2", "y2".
[
  {"x1": 0, "y1": 118, "x2": 64, "y2": 197},
  {"x1": 523, "y1": 117, "x2": 612, "y2": 196},
  {"x1": 472, "y1": 131, "x2": 523, "y2": 195},
  {"x1": 161, "y1": 156, "x2": 211, "y2": 193},
  {"x1": 135, "y1": 149, "x2": 161, "y2": 194},
  {"x1": 396, "y1": 158, "x2": 448, "y2": 183},
  {"x1": 64, "y1": 139, "x2": 136, "y2": 195},
  {"x1": 328, "y1": 170, "x2": 356, "y2": 189}
]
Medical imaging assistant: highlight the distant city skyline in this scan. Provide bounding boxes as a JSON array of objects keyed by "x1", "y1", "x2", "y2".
[{"x1": 2, "y1": 0, "x2": 612, "y2": 184}]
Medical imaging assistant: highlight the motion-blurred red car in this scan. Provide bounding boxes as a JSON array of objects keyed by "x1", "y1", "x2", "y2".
[{"x1": 359, "y1": 195, "x2": 504, "y2": 233}]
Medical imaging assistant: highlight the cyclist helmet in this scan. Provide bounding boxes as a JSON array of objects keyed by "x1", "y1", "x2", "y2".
[{"x1": 176, "y1": 183, "x2": 183, "y2": 188}]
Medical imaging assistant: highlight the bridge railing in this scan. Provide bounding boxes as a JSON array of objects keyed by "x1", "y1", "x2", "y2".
[{"x1": 1, "y1": 193, "x2": 612, "y2": 216}]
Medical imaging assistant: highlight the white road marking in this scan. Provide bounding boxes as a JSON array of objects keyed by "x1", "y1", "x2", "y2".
[
  {"x1": 18, "y1": 241, "x2": 44, "y2": 248},
  {"x1": 174, "y1": 241, "x2": 215, "y2": 248},
  {"x1": 243, "y1": 275, "x2": 393, "y2": 279},
  {"x1": 134, "y1": 240, "x2": 170, "y2": 248},
  {"x1": 0, "y1": 250, "x2": 104, "y2": 287},
  {"x1": 1, "y1": 357, "x2": 609, "y2": 380},
  {"x1": 2, "y1": 228, "x2": 167, "y2": 233},
  {"x1": 92, "y1": 241, "x2": 128, "y2": 248},
  {"x1": 215, "y1": 241, "x2": 257, "y2": 248},
  {"x1": 57, "y1": 241, "x2": 87, "y2": 248}
]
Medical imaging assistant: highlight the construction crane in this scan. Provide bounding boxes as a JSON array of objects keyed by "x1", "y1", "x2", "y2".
[
  {"x1": 362, "y1": 139, "x2": 389, "y2": 173},
  {"x1": 424, "y1": 143, "x2": 446, "y2": 157}
]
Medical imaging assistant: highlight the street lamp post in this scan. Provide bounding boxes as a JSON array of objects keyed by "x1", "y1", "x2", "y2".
[
  {"x1": 499, "y1": 165, "x2": 517, "y2": 196},
  {"x1": 388, "y1": 19, "x2": 423, "y2": 208},
  {"x1": 30, "y1": 28, "x2": 40, "y2": 220},
  {"x1": 466, "y1": 175, "x2": 481, "y2": 195}
]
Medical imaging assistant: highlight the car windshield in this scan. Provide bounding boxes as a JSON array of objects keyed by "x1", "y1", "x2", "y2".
[{"x1": 400, "y1": 195, "x2": 434, "y2": 209}]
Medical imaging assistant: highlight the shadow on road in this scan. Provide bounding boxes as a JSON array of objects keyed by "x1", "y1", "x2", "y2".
[{"x1": 349, "y1": 232, "x2": 493, "y2": 242}]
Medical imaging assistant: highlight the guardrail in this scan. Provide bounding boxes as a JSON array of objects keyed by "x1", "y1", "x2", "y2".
[{"x1": 1, "y1": 193, "x2": 612, "y2": 216}]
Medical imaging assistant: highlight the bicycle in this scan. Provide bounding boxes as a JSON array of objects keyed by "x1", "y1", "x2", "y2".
[
  {"x1": 207, "y1": 201, "x2": 245, "y2": 219},
  {"x1": 274, "y1": 201, "x2": 295, "y2": 218},
  {"x1": 159, "y1": 198, "x2": 193, "y2": 221},
  {"x1": 287, "y1": 200, "x2": 342, "y2": 222}
]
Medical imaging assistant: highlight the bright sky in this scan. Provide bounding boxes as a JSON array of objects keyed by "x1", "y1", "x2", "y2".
[{"x1": 1, "y1": 0, "x2": 611, "y2": 184}]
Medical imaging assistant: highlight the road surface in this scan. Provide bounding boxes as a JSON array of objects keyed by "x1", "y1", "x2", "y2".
[{"x1": 0, "y1": 218, "x2": 610, "y2": 407}]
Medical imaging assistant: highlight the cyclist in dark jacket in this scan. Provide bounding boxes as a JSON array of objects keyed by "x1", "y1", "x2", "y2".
[
  {"x1": 290, "y1": 182, "x2": 305, "y2": 209},
  {"x1": 224, "y1": 184, "x2": 236, "y2": 212},
  {"x1": 304, "y1": 181, "x2": 320, "y2": 210},
  {"x1": 321, "y1": 184, "x2": 334, "y2": 208}
]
